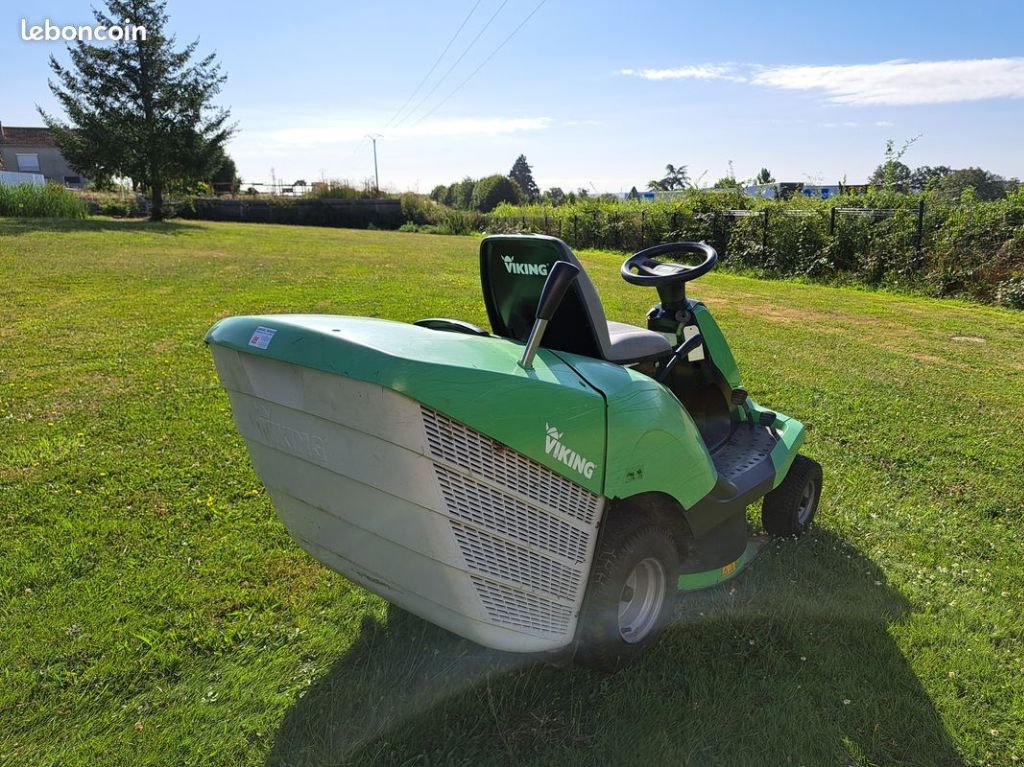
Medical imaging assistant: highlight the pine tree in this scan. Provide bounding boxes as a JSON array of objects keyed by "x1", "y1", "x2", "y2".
[
  {"x1": 40, "y1": 0, "x2": 233, "y2": 220},
  {"x1": 509, "y1": 155, "x2": 540, "y2": 202}
]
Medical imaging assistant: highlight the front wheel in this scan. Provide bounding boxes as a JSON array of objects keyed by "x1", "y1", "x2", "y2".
[
  {"x1": 761, "y1": 455, "x2": 823, "y2": 537},
  {"x1": 576, "y1": 524, "x2": 679, "y2": 671}
]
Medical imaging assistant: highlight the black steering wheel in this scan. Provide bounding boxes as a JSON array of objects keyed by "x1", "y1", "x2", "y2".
[{"x1": 621, "y1": 242, "x2": 718, "y2": 287}]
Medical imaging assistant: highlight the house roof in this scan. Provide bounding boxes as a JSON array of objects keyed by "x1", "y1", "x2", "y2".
[{"x1": 0, "y1": 126, "x2": 58, "y2": 148}]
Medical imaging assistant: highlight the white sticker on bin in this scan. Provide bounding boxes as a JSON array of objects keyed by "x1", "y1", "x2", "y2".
[{"x1": 248, "y1": 326, "x2": 277, "y2": 349}]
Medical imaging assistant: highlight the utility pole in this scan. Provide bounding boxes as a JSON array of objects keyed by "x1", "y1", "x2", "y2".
[{"x1": 365, "y1": 134, "x2": 381, "y2": 195}]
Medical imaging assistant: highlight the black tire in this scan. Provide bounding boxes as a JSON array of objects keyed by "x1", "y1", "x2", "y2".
[
  {"x1": 576, "y1": 524, "x2": 679, "y2": 671},
  {"x1": 761, "y1": 454, "x2": 823, "y2": 537}
]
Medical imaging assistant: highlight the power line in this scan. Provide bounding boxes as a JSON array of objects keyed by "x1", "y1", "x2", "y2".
[
  {"x1": 391, "y1": 0, "x2": 510, "y2": 130},
  {"x1": 413, "y1": 0, "x2": 548, "y2": 126},
  {"x1": 380, "y1": 0, "x2": 485, "y2": 132},
  {"x1": 343, "y1": 135, "x2": 371, "y2": 161}
]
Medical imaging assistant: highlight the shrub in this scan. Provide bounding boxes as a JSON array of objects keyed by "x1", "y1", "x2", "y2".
[
  {"x1": 306, "y1": 182, "x2": 370, "y2": 200},
  {"x1": 995, "y1": 277, "x2": 1024, "y2": 309},
  {"x1": 927, "y1": 195, "x2": 1008, "y2": 299},
  {"x1": 400, "y1": 193, "x2": 439, "y2": 226},
  {"x1": 98, "y1": 198, "x2": 132, "y2": 217},
  {"x1": 0, "y1": 182, "x2": 88, "y2": 218},
  {"x1": 435, "y1": 209, "x2": 484, "y2": 235},
  {"x1": 77, "y1": 191, "x2": 146, "y2": 217}
]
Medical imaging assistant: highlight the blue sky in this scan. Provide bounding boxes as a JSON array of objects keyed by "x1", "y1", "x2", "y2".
[{"x1": 5, "y1": 1, "x2": 1024, "y2": 192}]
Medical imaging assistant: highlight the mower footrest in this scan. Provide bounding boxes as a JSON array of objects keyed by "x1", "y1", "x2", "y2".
[{"x1": 710, "y1": 425, "x2": 776, "y2": 499}]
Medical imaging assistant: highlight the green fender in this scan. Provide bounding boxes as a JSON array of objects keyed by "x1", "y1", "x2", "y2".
[
  {"x1": 552, "y1": 354, "x2": 718, "y2": 511},
  {"x1": 692, "y1": 303, "x2": 741, "y2": 388}
]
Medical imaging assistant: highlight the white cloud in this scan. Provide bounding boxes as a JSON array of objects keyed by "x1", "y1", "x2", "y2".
[
  {"x1": 618, "y1": 65, "x2": 746, "y2": 82},
  {"x1": 751, "y1": 58, "x2": 1024, "y2": 105},
  {"x1": 245, "y1": 116, "x2": 551, "y2": 150},
  {"x1": 620, "y1": 58, "x2": 1024, "y2": 106}
]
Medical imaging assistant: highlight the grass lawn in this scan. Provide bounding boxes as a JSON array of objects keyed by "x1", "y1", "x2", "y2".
[{"x1": 2, "y1": 218, "x2": 1022, "y2": 767}]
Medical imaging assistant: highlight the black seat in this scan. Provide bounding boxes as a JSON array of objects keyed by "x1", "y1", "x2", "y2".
[{"x1": 480, "y1": 234, "x2": 672, "y2": 364}]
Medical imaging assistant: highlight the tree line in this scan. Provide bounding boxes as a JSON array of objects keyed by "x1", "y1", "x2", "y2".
[
  {"x1": 428, "y1": 150, "x2": 1020, "y2": 215},
  {"x1": 429, "y1": 154, "x2": 624, "y2": 211}
]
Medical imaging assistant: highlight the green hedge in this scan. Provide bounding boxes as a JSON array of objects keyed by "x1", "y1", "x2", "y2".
[{"x1": 483, "y1": 189, "x2": 1024, "y2": 309}]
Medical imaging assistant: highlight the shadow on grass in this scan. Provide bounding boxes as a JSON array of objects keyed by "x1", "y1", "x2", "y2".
[
  {"x1": 266, "y1": 530, "x2": 962, "y2": 767},
  {"x1": 0, "y1": 217, "x2": 202, "y2": 236}
]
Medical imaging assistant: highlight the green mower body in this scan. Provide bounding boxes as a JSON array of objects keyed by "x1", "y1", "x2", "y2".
[{"x1": 207, "y1": 234, "x2": 820, "y2": 668}]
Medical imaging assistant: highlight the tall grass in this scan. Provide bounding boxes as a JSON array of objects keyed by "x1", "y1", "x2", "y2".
[{"x1": 0, "y1": 182, "x2": 88, "y2": 219}]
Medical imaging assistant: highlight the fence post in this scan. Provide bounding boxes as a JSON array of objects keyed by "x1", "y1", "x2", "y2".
[
  {"x1": 640, "y1": 210, "x2": 645, "y2": 249},
  {"x1": 573, "y1": 214, "x2": 578, "y2": 247},
  {"x1": 762, "y1": 210, "x2": 770, "y2": 255},
  {"x1": 830, "y1": 206, "x2": 837, "y2": 236},
  {"x1": 544, "y1": 212, "x2": 549, "y2": 233},
  {"x1": 914, "y1": 199, "x2": 925, "y2": 259}
]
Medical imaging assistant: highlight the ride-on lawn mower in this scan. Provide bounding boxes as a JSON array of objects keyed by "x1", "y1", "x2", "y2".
[{"x1": 206, "y1": 234, "x2": 822, "y2": 670}]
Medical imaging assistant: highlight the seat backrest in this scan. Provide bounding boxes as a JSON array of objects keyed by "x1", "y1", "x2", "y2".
[{"x1": 480, "y1": 234, "x2": 613, "y2": 359}]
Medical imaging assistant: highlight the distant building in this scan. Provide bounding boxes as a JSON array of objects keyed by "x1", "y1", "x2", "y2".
[
  {"x1": 616, "y1": 182, "x2": 874, "y2": 202},
  {"x1": 744, "y1": 183, "x2": 837, "y2": 199},
  {"x1": 0, "y1": 123, "x2": 85, "y2": 187},
  {"x1": 744, "y1": 182, "x2": 870, "y2": 200}
]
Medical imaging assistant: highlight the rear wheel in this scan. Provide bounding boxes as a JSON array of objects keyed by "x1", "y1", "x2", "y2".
[
  {"x1": 576, "y1": 524, "x2": 679, "y2": 671},
  {"x1": 761, "y1": 455, "x2": 822, "y2": 537}
]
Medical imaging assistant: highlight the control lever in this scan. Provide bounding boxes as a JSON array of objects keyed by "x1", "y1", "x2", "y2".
[
  {"x1": 519, "y1": 261, "x2": 580, "y2": 370},
  {"x1": 655, "y1": 333, "x2": 703, "y2": 384}
]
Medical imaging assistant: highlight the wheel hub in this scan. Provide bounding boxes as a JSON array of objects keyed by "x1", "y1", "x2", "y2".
[
  {"x1": 617, "y1": 557, "x2": 667, "y2": 644},
  {"x1": 797, "y1": 480, "x2": 817, "y2": 525}
]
